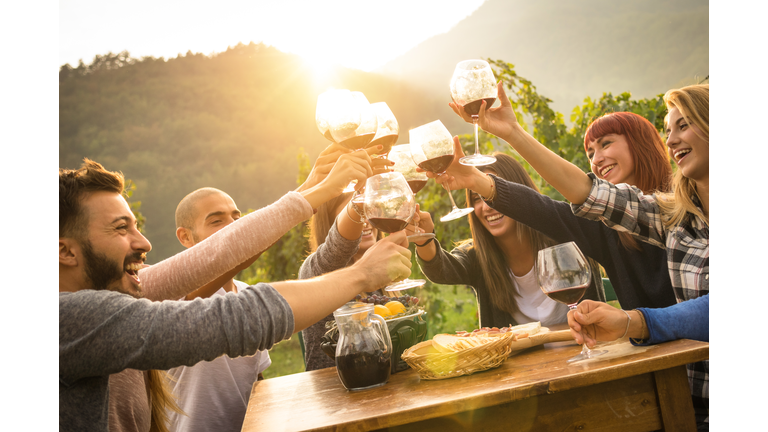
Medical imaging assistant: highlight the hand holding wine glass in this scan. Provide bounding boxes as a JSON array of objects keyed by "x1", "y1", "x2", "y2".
[
  {"x1": 449, "y1": 59, "x2": 498, "y2": 166},
  {"x1": 410, "y1": 120, "x2": 474, "y2": 222},
  {"x1": 567, "y1": 300, "x2": 641, "y2": 348},
  {"x1": 363, "y1": 172, "x2": 426, "y2": 291},
  {"x1": 536, "y1": 242, "x2": 606, "y2": 363},
  {"x1": 301, "y1": 149, "x2": 376, "y2": 210},
  {"x1": 421, "y1": 136, "x2": 494, "y2": 198},
  {"x1": 296, "y1": 142, "x2": 351, "y2": 193},
  {"x1": 449, "y1": 81, "x2": 521, "y2": 144}
]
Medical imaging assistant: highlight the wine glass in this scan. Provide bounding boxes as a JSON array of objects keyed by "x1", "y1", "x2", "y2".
[
  {"x1": 450, "y1": 59, "x2": 498, "y2": 166},
  {"x1": 363, "y1": 172, "x2": 426, "y2": 292},
  {"x1": 388, "y1": 144, "x2": 435, "y2": 243},
  {"x1": 351, "y1": 101, "x2": 399, "y2": 204},
  {"x1": 409, "y1": 120, "x2": 474, "y2": 222},
  {"x1": 535, "y1": 242, "x2": 607, "y2": 363},
  {"x1": 367, "y1": 102, "x2": 399, "y2": 156},
  {"x1": 316, "y1": 88, "x2": 351, "y2": 143},
  {"x1": 323, "y1": 90, "x2": 378, "y2": 193}
]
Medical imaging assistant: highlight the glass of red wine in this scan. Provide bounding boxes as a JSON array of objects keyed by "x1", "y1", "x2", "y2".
[
  {"x1": 450, "y1": 59, "x2": 498, "y2": 166},
  {"x1": 327, "y1": 91, "x2": 378, "y2": 193},
  {"x1": 363, "y1": 171, "x2": 426, "y2": 292},
  {"x1": 388, "y1": 144, "x2": 435, "y2": 243},
  {"x1": 316, "y1": 88, "x2": 350, "y2": 143},
  {"x1": 409, "y1": 120, "x2": 474, "y2": 222},
  {"x1": 535, "y1": 241, "x2": 607, "y2": 363},
  {"x1": 351, "y1": 101, "x2": 399, "y2": 205}
]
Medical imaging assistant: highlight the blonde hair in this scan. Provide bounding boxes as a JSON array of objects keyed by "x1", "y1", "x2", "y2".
[
  {"x1": 657, "y1": 84, "x2": 709, "y2": 228},
  {"x1": 148, "y1": 370, "x2": 185, "y2": 432}
]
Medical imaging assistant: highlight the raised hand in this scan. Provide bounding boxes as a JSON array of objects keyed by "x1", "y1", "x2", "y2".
[
  {"x1": 421, "y1": 136, "x2": 490, "y2": 193},
  {"x1": 406, "y1": 203, "x2": 434, "y2": 237},
  {"x1": 567, "y1": 300, "x2": 631, "y2": 348},
  {"x1": 297, "y1": 143, "x2": 350, "y2": 193},
  {"x1": 352, "y1": 231, "x2": 412, "y2": 290},
  {"x1": 449, "y1": 81, "x2": 520, "y2": 142}
]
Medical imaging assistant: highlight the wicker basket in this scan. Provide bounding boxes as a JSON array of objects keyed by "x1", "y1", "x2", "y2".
[{"x1": 401, "y1": 333, "x2": 515, "y2": 380}]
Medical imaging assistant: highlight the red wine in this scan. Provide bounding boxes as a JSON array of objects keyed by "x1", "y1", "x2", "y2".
[
  {"x1": 417, "y1": 154, "x2": 454, "y2": 174},
  {"x1": 367, "y1": 134, "x2": 398, "y2": 155},
  {"x1": 407, "y1": 180, "x2": 428, "y2": 194},
  {"x1": 462, "y1": 98, "x2": 497, "y2": 116},
  {"x1": 336, "y1": 351, "x2": 391, "y2": 390},
  {"x1": 367, "y1": 217, "x2": 409, "y2": 233},
  {"x1": 545, "y1": 284, "x2": 588, "y2": 306},
  {"x1": 339, "y1": 132, "x2": 376, "y2": 150}
]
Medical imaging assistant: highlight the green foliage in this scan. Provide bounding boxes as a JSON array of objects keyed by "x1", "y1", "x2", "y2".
[{"x1": 123, "y1": 179, "x2": 146, "y2": 233}]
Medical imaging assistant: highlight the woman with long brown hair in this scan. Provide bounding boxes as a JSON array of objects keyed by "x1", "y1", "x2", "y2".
[
  {"x1": 448, "y1": 83, "x2": 709, "y2": 430},
  {"x1": 414, "y1": 153, "x2": 605, "y2": 328}
]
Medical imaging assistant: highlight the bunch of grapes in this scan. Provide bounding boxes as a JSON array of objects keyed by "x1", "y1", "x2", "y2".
[{"x1": 354, "y1": 293, "x2": 419, "y2": 306}]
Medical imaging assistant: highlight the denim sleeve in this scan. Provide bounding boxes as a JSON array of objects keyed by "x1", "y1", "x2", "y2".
[{"x1": 632, "y1": 294, "x2": 709, "y2": 345}]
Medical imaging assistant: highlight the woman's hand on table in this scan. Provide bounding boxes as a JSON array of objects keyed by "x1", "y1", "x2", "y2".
[{"x1": 567, "y1": 300, "x2": 631, "y2": 348}]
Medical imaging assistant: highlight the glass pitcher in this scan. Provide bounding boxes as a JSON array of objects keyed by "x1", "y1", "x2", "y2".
[{"x1": 333, "y1": 302, "x2": 393, "y2": 391}]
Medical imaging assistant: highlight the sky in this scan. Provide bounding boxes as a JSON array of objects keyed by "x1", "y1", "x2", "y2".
[{"x1": 60, "y1": 0, "x2": 486, "y2": 72}]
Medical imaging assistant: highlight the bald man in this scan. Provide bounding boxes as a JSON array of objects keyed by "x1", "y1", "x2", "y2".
[{"x1": 167, "y1": 187, "x2": 270, "y2": 432}]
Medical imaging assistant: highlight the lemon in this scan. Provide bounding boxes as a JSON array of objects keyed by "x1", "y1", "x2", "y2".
[
  {"x1": 385, "y1": 301, "x2": 406, "y2": 316},
  {"x1": 373, "y1": 304, "x2": 392, "y2": 318}
]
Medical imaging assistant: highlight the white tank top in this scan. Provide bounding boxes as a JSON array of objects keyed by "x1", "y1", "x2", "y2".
[{"x1": 508, "y1": 267, "x2": 569, "y2": 327}]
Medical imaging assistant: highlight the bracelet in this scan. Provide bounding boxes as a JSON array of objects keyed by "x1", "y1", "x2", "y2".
[
  {"x1": 480, "y1": 173, "x2": 497, "y2": 202},
  {"x1": 349, "y1": 201, "x2": 366, "y2": 219},
  {"x1": 345, "y1": 204, "x2": 364, "y2": 225},
  {"x1": 620, "y1": 309, "x2": 631, "y2": 339},
  {"x1": 631, "y1": 309, "x2": 648, "y2": 341},
  {"x1": 415, "y1": 236, "x2": 436, "y2": 248}
]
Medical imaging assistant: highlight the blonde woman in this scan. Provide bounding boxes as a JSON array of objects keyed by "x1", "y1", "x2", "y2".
[{"x1": 449, "y1": 83, "x2": 709, "y2": 430}]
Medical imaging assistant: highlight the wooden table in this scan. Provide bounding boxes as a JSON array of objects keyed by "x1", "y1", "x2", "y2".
[{"x1": 242, "y1": 337, "x2": 708, "y2": 432}]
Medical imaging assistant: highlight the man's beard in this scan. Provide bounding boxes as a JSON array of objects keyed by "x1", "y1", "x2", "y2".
[{"x1": 80, "y1": 238, "x2": 143, "y2": 297}]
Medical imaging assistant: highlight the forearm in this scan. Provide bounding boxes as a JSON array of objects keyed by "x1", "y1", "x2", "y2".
[
  {"x1": 272, "y1": 266, "x2": 380, "y2": 332},
  {"x1": 141, "y1": 192, "x2": 313, "y2": 301},
  {"x1": 632, "y1": 295, "x2": 709, "y2": 345},
  {"x1": 298, "y1": 221, "x2": 359, "y2": 280},
  {"x1": 184, "y1": 251, "x2": 264, "y2": 300},
  {"x1": 500, "y1": 124, "x2": 592, "y2": 204}
]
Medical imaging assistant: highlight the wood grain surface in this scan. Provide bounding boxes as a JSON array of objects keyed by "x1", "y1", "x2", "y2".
[{"x1": 242, "y1": 338, "x2": 708, "y2": 432}]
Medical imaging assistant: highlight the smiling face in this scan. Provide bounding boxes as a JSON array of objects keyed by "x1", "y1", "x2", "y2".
[
  {"x1": 666, "y1": 107, "x2": 709, "y2": 183},
  {"x1": 187, "y1": 192, "x2": 241, "y2": 245},
  {"x1": 80, "y1": 191, "x2": 151, "y2": 296},
  {"x1": 586, "y1": 133, "x2": 637, "y2": 186},
  {"x1": 470, "y1": 169, "x2": 516, "y2": 238}
]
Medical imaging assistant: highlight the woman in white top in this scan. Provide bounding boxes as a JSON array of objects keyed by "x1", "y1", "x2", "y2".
[{"x1": 414, "y1": 153, "x2": 605, "y2": 328}]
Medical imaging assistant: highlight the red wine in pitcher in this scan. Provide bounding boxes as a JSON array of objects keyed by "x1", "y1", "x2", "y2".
[
  {"x1": 545, "y1": 284, "x2": 588, "y2": 306},
  {"x1": 336, "y1": 351, "x2": 391, "y2": 391},
  {"x1": 368, "y1": 217, "x2": 409, "y2": 233},
  {"x1": 417, "y1": 154, "x2": 454, "y2": 174},
  {"x1": 462, "y1": 98, "x2": 497, "y2": 116}
]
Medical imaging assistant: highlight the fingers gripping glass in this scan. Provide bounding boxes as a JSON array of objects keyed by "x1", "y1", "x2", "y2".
[
  {"x1": 409, "y1": 120, "x2": 473, "y2": 222},
  {"x1": 363, "y1": 172, "x2": 426, "y2": 292},
  {"x1": 315, "y1": 89, "x2": 378, "y2": 194},
  {"x1": 535, "y1": 242, "x2": 606, "y2": 363},
  {"x1": 450, "y1": 59, "x2": 497, "y2": 166},
  {"x1": 388, "y1": 144, "x2": 435, "y2": 243}
]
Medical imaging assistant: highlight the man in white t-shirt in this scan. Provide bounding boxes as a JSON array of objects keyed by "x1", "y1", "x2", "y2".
[{"x1": 167, "y1": 187, "x2": 271, "y2": 432}]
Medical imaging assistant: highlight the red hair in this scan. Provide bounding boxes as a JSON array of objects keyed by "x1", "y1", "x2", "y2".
[{"x1": 584, "y1": 112, "x2": 671, "y2": 194}]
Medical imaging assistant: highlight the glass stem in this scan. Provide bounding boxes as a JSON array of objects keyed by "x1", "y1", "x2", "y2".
[
  {"x1": 440, "y1": 174, "x2": 461, "y2": 210},
  {"x1": 570, "y1": 304, "x2": 593, "y2": 355},
  {"x1": 472, "y1": 116, "x2": 480, "y2": 156}
]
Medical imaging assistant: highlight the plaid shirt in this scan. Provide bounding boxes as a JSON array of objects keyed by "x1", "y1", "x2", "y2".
[{"x1": 572, "y1": 174, "x2": 709, "y2": 424}]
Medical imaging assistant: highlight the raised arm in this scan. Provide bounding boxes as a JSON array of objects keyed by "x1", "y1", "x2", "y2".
[
  {"x1": 449, "y1": 82, "x2": 593, "y2": 204},
  {"x1": 140, "y1": 148, "x2": 380, "y2": 301}
]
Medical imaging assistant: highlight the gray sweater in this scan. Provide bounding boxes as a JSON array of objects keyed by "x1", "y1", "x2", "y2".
[
  {"x1": 298, "y1": 221, "x2": 360, "y2": 371},
  {"x1": 59, "y1": 284, "x2": 294, "y2": 432}
]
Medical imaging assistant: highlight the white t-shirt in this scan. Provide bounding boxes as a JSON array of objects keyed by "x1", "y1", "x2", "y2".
[
  {"x1": 167, "y1": 280, "x2": 271, "y2": 432},
  {"x1": 508, "y1": 267, "x2": 569, "y2": 327}
]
